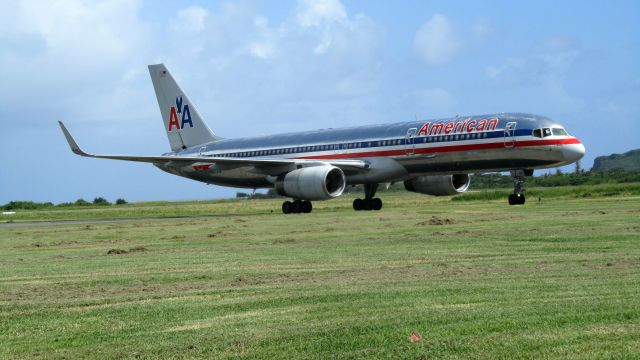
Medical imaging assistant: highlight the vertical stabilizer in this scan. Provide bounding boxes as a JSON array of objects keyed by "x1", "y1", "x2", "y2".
[{"x1": 148, "y1": 64, "x2": 220, "y2": 151}]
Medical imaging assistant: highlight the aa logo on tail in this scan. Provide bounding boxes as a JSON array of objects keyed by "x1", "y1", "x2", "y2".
[{"x1": 168, "y1": 96, "x2": 193, "y2": 131}]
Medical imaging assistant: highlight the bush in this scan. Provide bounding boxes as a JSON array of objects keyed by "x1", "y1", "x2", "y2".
[
  {"x1": 1, "y1": 201, "x2": 54, "y2": 210},
  {"x1": 93, "y1": 197, "x2": 111, "y2": 205},
  {"x1": 115, "y1": 198, "x2": 128, "y2": 205},
  {"x1": 75, "y1": 199, "x2": 90, "y2": 206}
]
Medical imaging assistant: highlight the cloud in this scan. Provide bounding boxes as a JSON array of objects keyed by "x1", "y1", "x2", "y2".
[
  {"x1": 248, "y1": 16, "x2": 279, "y2": 59},
  {"x1": 293, "y1": 0, "x2": 373, "y2": 55},
  {"x1": 296, "y1": 0, "x2": 347, "y2": 27},
  {"x1": 0, "y1": 0, "x2": 151, "y2": 126},
  {"x1": 486, "y1": 37, "x2": 580, "y2": 84},
  {"x1": 172, "y1": 6, "x2": 209, "y2": 33},
  {"x1": 471, "y1": 17, "x2": 492, "y2": 41},
  {"x1": 485, "y1": 37, "x2": 586, "y2": 111},
  {"x1": 413, "y1": 14, "x2": 461, "y2": 65},
  {"x1": 1, "y1": 0, "x2": 147, "y2": 61}
]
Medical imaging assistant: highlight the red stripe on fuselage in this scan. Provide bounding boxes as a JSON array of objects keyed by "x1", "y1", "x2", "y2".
[{"x1": 296, "y1": 137, "x2": 582, "y2": 160}]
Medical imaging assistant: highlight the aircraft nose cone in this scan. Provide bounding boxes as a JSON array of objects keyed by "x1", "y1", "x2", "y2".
[{"x1": 563, "y1": 141, "x2": 585, "y2": 163}]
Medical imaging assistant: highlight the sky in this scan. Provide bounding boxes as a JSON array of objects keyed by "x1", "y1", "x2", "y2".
[{"x1": 1, "y1": 0, "x2": 639, "y2": 204}]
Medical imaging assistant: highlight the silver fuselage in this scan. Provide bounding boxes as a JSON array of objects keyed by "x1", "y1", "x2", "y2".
[{"x1": 155, "y1": 112, "x2": 585, "y2": 189}]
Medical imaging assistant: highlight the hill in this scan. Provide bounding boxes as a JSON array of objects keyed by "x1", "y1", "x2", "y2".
[{"x1": 592, "y1": 149, "x2": 640, "y2": 172}]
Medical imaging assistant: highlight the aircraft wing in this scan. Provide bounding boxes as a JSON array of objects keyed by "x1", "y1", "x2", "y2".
[{"x1": 59, "y1": 121, "x2": 369, "y2": 170}]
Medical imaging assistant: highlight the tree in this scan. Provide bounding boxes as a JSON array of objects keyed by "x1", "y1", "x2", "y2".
[
  {"x1": 115, "y1": 198, "x2": 128, "y2": 205},
  {"x1": 93, "y1": 197, "x2": 111, "y2": 205}
]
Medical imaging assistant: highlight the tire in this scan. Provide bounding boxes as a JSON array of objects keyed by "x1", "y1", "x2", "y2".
[
  {"x1": 372, "y1": 198, "x2": 382, "y2": 211},
  {"x1": 282, "y1": 201, "x2": 292, "y2": 214},
  {"x1": 353, "y1": 198, "x2": 363, "y2": 211},
  {"x1": 518, "y1": 194, "x2": 526, "y2": 205},
  {"x1": 362, "y1": 199, "x2": 373, "y2": 211},
  {"x1": 292, "y1": 200, "x2": 303, "y2": 213},
  {"x1": 302, "y1": 200, "x2": 313, "y2": 213},
  {"x1": 508, "y1": 194, "x2": 516, "y2": 205}
]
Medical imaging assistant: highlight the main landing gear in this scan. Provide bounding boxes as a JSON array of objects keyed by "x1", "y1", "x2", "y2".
[
  {"x1": 282, "y1": 200, "x2": 313, "y2": 214},
  {"x1": 353, "y1": 183, "x2": 383, "y2": 211},
  {"x1": 508, "y1": 169, "x2": 533, "y2": 205}
]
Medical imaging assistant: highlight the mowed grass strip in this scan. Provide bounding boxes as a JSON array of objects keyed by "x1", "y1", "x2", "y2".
[{"x1": 0, "y1": 194, "x2": 639, "y2": 359}]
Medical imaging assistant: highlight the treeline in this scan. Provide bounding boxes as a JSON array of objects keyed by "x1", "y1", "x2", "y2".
[
  {"x1": 471, "y1": 169, "x2": 640, "y2": 189},
  {"x1": 2, "y1": 197, "x2": 128, "y2": 211},
  {"x1": 235, "y1": 192, "x2": 278, "y2": 199}
]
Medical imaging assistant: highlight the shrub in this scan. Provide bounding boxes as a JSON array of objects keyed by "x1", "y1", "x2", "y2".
[
  {"x1": 75, "y1": 199, "x2": 90, "y2": 206},
  {"x1": 93, "y1": 197, "x2": 111, "y2": 205}
]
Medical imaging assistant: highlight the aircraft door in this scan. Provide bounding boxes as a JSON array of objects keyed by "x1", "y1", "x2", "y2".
[
  {"x1": 405, "y1": 128, "x2": 417, "y2": 155},
  {"x1": 504, "y1": 122, "x2": 517, "y2": 148}
]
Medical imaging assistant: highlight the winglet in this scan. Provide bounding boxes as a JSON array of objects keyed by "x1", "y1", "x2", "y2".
[{"x1": 58, "y1": 121, "x2": 89, "y2": 156}]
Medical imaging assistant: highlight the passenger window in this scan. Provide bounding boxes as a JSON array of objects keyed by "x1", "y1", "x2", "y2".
[
  {"x1": 533, "y1": 129, "x2": 542, "y2": 138},
  {"x1": 543, "y1": 128, "x2": 552, "y2": 137}
]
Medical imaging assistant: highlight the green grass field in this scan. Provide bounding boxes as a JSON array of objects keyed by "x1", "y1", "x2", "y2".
[{"x1": 1, "y1": 191, "x2": 639, "y2": 359}]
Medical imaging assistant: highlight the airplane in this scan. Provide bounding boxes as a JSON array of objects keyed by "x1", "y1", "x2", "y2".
[{"x1": 59, "y1": 64, "x2": 585, "y2": 214}]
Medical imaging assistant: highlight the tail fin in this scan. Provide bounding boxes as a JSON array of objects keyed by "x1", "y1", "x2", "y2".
[{"x1": 148, "y1": 64, "x2": 221, "y2": 151}]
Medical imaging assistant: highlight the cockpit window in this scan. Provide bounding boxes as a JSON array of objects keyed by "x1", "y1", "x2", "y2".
[
  {"x1": 543, "y1": 128, "x2": 552, "y2": 137},
  {"x1": 532, "y1": 129, "x2": 542, "y2": 138},
  {"x1": 552, "y1": 128, "x2": 568, "y2": 136}
]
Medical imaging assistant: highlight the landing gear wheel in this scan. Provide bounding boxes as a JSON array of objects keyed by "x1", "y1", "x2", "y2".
[
  {"x1": 292, "y1": 200, "x2": 303, "y2": 213},
  {"x1": 508, "y1": 193, "x2": 525, "y2": 205},
  {"x1": 282, "y1": 201, "x2": 292, "y2": 214},
  {"x1": 301, "y1": 200, "x2": 313, "y2": 213},
  {"x1": 372, "y1": 198, "x2": 382, "y2": 211},
  {"x1": 353, "y1": 183, "x2": 383, "y2": 211}
]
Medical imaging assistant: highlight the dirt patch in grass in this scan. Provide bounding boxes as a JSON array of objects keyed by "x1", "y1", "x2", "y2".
[
  {"x1": 107, "y1": 248, "x2": 128, "y2": 255},
  {"x1": 107, "y1": 246, "x2": 148, "y2": 255},
  {"x1": 129, "y1": 246, "x2": 148, "y2": 253},
  {"x1": 272, "y1": 239, "x2": 296, "y2": 245},
  {"x1": 416, "y1": 216, "x2": 456, "y2": 226},
  {"x1": 207, "y1": 232, "x2": 234, "y2": 238}
]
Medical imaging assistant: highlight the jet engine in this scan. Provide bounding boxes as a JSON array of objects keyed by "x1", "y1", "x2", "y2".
[
  {"x1": 404, "y1": 174, "x2": 470, "y2": 196},
  {"x1": 275, "y1": 166, "x2": 346, "y2": 200}
]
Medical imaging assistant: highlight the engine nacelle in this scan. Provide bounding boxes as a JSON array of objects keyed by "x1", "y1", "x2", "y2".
[
  {"x1": 404, "y1": 174, "x2": 470, "y2": 196},
  {"x1": 275, "y1": 166, "x2": 346, "y2": 200}
]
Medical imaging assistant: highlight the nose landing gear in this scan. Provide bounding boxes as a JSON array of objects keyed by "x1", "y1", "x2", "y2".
[
  {"x1": 353, "y1": 183, "x2": 383, "y2": 211},
  {"x1": 508, "y1": 169, "x2": 532, "y2": 205}
]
